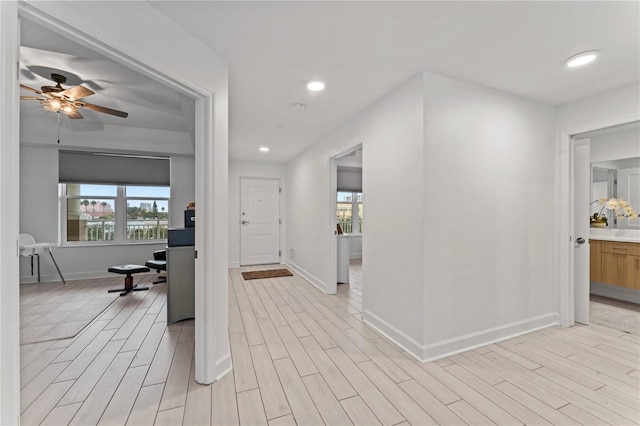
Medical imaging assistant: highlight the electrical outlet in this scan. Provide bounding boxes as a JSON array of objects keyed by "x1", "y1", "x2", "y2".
[{"x1": 289, "y1": 247, "x2": 295, "y2": 260}]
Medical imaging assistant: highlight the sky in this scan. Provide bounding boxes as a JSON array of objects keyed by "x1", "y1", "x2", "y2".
[{"x1": 77, "y1": 184, "x2": 170, "y2": 198}]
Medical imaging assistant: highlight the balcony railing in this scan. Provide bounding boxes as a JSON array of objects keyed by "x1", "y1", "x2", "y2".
[
  {"x1": 81, "y1": 219, "x2": 169, "y2": 241},
  {"x1": 126, "y1": 221, "x2": 169, "y2": 240},
  {"x1": 337, "y1": 218, "x2": 362, "y2": 234}
]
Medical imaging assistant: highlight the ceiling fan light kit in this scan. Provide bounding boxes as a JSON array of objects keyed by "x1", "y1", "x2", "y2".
[{"x1": 19, "y1": 72, "x2": 128, "y2": 120}]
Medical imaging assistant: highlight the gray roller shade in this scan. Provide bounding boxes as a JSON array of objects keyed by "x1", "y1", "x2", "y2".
[
  {"x1": 337, "y1": 167, "x2": 362, "y2": 193},
  {"x1": 59, "y1": 151, "x2": 170, "y2": 186}
]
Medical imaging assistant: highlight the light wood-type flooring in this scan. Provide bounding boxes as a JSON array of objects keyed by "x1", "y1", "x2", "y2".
[{"x1": 20, "y1": 265, "x2": 640, "y2": 425}]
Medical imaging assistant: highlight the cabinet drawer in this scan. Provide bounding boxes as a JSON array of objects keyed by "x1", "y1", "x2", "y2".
[{"x1": 601, "y1": 241, "x2": 640, "y2": 256}]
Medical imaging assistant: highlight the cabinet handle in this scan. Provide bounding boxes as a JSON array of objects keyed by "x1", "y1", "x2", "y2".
[{"x1": 637, "y1": 258, "x2": 639, "y2": 269}]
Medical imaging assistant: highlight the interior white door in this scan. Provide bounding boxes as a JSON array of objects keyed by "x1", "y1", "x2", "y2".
[
  {"x1": 240, "y1": 178, "x2": 280, "y2": 265},
  {"x1": 574, "y1": 138, "x2": 590, "y2": 325}
]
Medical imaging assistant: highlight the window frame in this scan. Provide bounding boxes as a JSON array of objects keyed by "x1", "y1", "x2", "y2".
[{"x1": 60, "y1": 183, "x2": 170, "y2": 246}]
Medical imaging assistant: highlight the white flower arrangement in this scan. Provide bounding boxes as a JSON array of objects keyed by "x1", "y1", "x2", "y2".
[{"x1": 590, "y1": 197, "x2": 639, "y2": 226}]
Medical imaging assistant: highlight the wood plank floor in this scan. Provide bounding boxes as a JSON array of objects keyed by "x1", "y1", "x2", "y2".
[{"x1": 21, "y1": 265, "x2": 640, "y2": 425}]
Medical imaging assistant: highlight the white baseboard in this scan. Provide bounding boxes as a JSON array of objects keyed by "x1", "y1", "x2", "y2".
[
  {"x1": 363, "y1": 309, "x2": 424, "y2": 362},
  {"x1": 228, "y1": 261, "x2": 240, "y2": 268},
  {"x1": 418, "y1": 313, "x2": 559, "y2": 362},
  {"x1": 283, "y1": 260, "x2": 327, "y2": 293},
  {"x1": 349, "y1": 253, "x2": 362, "y2": 259},
  {"x1": 364, "y1": 310, "x2": 559, "y2": 363},
  {"x1": 591, "y1": 282, "x2": 640, "y2": 304}
]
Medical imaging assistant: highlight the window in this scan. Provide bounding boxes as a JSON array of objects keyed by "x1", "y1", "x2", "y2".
[
  {"x1": 125, "y1": 186, "x2": 170, "y2": 240},
  {"x1": 62, "y1": 183, "x2": 169, "y2": 244},
  {"x1": 337, "y1": 191, "x2": 363, "y2": 234}
]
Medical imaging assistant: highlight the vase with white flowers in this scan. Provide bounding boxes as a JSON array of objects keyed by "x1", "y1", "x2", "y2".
[{"x1": 590, "y1": 197, "x2": 639, "y2": 228}]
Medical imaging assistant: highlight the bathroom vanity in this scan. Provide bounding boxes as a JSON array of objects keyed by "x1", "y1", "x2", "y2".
[{"x1": 590, "y1": 230, "x2": 640, "y2": 303}]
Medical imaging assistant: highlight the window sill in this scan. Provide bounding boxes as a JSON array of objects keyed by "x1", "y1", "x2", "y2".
[{"x1": 60, "y1": 240, "x2": 167, "y2": 248}]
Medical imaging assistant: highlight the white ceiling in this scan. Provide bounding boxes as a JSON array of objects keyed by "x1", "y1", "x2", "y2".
[{"x1": 21, "y1": 2, "x2": 639, "y2": 164}]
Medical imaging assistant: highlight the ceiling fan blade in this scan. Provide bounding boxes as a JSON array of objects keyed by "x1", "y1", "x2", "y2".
[
  {"x1": 59, "y1": 85, "x2": 94, "y2": 101},
  {"x1": 65, "y1": 109, "x2": 84, "y2": 119},
  {"x1": 20, "y1": 96, "x2": 46, "y2": 101},
  {"x1": 79, "y1": 101, "x2": 128, "y2": 118},
  {"x1": 20, "y1": 84, "x2": 43, "y2": 95}
]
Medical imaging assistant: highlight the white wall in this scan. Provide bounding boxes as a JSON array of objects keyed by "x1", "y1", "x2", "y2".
[
  {"x1": 421, "y1": 72, "x2": 557, "y2": 359},
  {"x1": 170, "y1": 156, "x2": 196, "y2": 228},
  {"x1": 286, "y1": 71, "x2": 559, "y2": 361},
  {"x1": 590, "y1": 126, "x2": 640, "y2": 163},
  {"x1": 228, "y1": 160, "x2": 286, "y2": 267},
  {"x1": 286, "y1": 74, "x2": 427, "y2": 347},
  {"x1": 20, "y1": 116, "x2": 194, "y2": 155},
  {"x1": 556, "y1": 83, "x2": 640, "y2": 133},
  {"x1": 20, "y1": 141, "x2": 194, "y2": 283}
]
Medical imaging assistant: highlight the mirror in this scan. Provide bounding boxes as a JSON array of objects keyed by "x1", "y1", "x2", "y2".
[{"x1": 583, "y1": 121, "x2": 640, "y2": 229}]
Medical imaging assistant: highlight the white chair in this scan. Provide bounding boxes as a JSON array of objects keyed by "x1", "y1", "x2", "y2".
[{"x1": 19, "y1": 234, "x2": 66, "y2": 285}]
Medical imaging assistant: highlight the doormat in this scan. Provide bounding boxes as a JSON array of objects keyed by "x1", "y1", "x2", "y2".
[{"x1": 242, "y1": 269, "x2": 293, "y2": 280}]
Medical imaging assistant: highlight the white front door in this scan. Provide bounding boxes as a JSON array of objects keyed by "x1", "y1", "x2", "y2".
[
  {"x1": 573, "y1": 138, "x2": 591, "y2": 325},
  {"x1": 240, "y1": 178, "x2": 280, "y2": 265}
]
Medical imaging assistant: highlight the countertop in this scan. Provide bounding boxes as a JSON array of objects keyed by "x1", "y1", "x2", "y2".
[{"x1": 589, "y1": 229, "x2": 640, "y2": 243}]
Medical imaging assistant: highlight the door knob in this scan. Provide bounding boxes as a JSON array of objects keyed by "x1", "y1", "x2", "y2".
[
  {"x1": 576, "y1": 237, "x2": 586, "y2": 244},
  {"x1": 241, "y1": 220, "x2": 250, "y2": 225}
]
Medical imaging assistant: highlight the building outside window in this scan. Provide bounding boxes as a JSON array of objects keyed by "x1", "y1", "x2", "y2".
[
  {"x1": 63, "y1": 183, "x2": 169, "y2": 244},
  {"x1": 337, "y1": 191, "x2": 363, "y2": 234}
]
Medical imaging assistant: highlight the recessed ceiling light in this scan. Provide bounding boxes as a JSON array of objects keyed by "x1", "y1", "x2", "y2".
[
  {"x1": 259, "y1": 147, "x2": 270, "y2": 152},
  {"x1": 565, "y1": 50, "x2": 598, "y2": 68},
  {"x1": 307, "y1": 80, "x2": 325, "y2": 91}
]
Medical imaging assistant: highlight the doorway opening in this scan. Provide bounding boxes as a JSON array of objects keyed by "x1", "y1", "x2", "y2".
[
  {"x1": 572, "y1": 121, "x2": 640, "y2": 334},
  {"x1": 3, "y1": 6, "x2": 229, "y2": 413},
  {"x1": 332, "y1": 145, "x2": 364, "y2": 314}
]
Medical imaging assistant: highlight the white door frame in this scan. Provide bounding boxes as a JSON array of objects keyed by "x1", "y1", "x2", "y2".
[
  {"x1": 328, "y1": 144, "x2": 363, "y2": 296},
  {"x1": 1, "y1": 3, "x2": 229, "y2": 421},
  {"x1": 239, "y1": 177, "x2": 281, "y2": 266},
  {"x1": 0, "y1": 3, "x2": 21, "y2": 423},
  {"x1": 557, "y1": 114, "x2": 639, "y2": 327}
]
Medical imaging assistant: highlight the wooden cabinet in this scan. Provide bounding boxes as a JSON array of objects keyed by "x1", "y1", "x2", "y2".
[
  {"x1": 592, "y1": 240, "x2": 640, "y2": 290},
  {"x1": 590, "y1": 240, "x2": 602, "y2": 282}
]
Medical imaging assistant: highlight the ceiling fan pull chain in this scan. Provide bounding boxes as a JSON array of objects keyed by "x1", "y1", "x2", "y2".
[{"x1": 57, "y1": 111, "x2": 61, "y2": 144}]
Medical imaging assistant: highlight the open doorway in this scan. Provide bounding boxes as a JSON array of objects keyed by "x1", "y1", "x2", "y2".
[
  {"x1": 333, "y1": 146, "x2": 364, "y2": 314},
  {"x1": 573, "y1": 121, "x2": 640, "y2": 335},
  {"x1": 3, "y1": 3, "x2": 229, "y2": 418}
]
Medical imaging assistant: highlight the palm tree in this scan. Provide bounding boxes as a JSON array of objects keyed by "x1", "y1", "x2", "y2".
[
  {"x1": 81, "y1": 199, "x2": 89, "y2": 214},
  {"x1": 101, "y1": 201, "x2": 107, "y2": 217},
  {"x1": 90, "y1": 200, "x2": 97, "y2": 218}
]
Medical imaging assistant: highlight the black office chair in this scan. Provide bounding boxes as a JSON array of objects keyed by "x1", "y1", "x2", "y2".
[{"x1": 145, "y1": 249, "x2": 167, "y2": 284}]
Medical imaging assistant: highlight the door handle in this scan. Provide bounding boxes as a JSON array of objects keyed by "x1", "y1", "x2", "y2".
[
  {"x1": 576, "y1": 237, "x2": 586, "y2": 245},
  {"x1": 241, "y1": 220, "x2": 250, "y2": 225}
]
